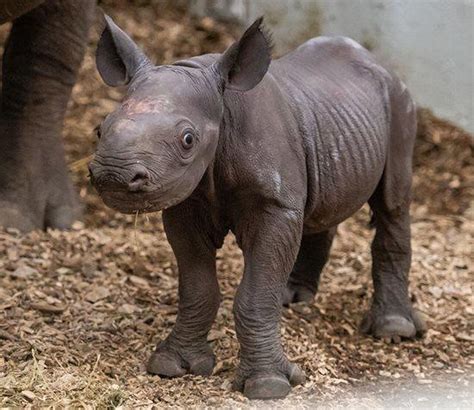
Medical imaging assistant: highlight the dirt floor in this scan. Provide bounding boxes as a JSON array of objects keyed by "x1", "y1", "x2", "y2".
[{"x1": 0, "y1": 1, "x2": 473, "y2": 408}]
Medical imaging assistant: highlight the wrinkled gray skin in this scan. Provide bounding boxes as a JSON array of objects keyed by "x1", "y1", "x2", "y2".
[
  {"x1": 0, "y1": 0, "x2": 95, "y2": 231},
  {"x1": 89, "y1": 16, "x2": 427, "y2": 400}
]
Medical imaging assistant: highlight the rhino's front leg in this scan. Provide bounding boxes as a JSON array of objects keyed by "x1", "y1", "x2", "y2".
[
  {"x1": 233, "y1": 206, "x2": 306, "y2": 400},
  {"x1": 147, "y1": 205, "x2": 223, "y2": 377}
]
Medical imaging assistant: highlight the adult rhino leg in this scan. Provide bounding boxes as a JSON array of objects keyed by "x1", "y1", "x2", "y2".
[
  {"x1": 233, "y1": 206, "x2": 306, "y2": 400},
  {"x1": 283, "y1": 227, "x2": 336, "y2": 305},
  {"x1": 0, "y1": 0, "x2": 95, "y2": 231}
]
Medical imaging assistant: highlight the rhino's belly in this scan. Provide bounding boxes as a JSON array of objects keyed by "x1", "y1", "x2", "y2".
[
  {"x1": 303, "y1": 130, "x2": 387, "y2": 234},
  {"x1": 303, "y1": 182, "x2": 380, "y2": 234}
]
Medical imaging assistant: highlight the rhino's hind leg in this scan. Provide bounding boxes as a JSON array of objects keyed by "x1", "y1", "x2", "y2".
[
  {"x1": 283, "y1": 227, "x2": 336, "y2": 305},
  {"x1": 362, "y1": 197, "x2": 426, "y2": 341},
  {"x1": 362, "y1": 80, "x2": 426, "y2": 341},
  {"x1": 0, "y1": 0, "x2": 95, "y2": 231}
]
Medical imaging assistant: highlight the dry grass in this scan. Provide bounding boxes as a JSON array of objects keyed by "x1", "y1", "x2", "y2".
[{"x1": 0, "y1": 1, "x2": 473, "y2": 408}]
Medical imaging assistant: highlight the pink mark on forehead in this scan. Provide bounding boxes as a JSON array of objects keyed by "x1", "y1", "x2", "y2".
[{"x1": 120, "y1": 97, "x2": 173, "y2": 116}]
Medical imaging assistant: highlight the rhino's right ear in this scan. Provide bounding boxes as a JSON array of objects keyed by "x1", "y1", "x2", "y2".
[{"x1": 96, "y1": 15, "x2": 152, "y2": 87}]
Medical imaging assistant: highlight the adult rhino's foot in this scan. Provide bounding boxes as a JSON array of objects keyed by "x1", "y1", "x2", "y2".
[
  {"x1": 0, "y1": 180, "x2": 81, "y2": 232},
  {"x1": 234, "y1": 360, "x2": 306, "y2": 400},
  {"x1": 0, "y1": 127, "x2": 81, "y2": 232},
  {"x1": 146, "y1": 339, "x2": 215, "y2": 378},
  {"x1": 44, "y1": 190, "x2": 82, "y2": 230},
  {"x1": 361, "y1": 306, "x2": 427, "y2": 343},
  {"x1": 0, "y1": 203, "x2": 36, "y2": 232},
  {"x1": 0, "y1": 122, "x2": 82, "y2": 232},
  {"x1": 282, "y1": 283, "x2": 315, "y2": 306}
]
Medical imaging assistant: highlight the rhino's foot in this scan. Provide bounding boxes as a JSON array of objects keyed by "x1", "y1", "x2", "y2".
[
  {"x1": 360, "y1": 307, "x2": 427, "y2": 343},
  {"x1": 0, "y1": 136, "x2": 81, "y2": 232},
  {"x1": 0, "y1": 188, "x2": 81, "y2": 232},
  {"x1": 282, "y1": 283, "x2": 315, "y2": 306},
  {"x1": 0, "y1": 141, "x2": 81, "y2": 232},
  {"x1": 146, "y1": 339, "x2": 215, "y2": 378},
  {"x1": 233, "y1": 360, "x2": 306, "y2": 400},
  {"x1": 0, "y1": 204, "x2": 37, "y2": 232},
  {"x1": 45, "y1": 202, "x2": 81, "y2": 231}
]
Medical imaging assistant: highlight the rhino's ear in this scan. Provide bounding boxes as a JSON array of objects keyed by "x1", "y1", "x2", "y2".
[
  {"x1": 96, "y1": 14, "x2": 151, "y2": 87},
  {"x1": 216, "y1": 17, "x2": 273, "y2": 92}
]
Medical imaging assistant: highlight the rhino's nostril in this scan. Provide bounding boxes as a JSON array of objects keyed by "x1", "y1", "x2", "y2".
[
  {"x1": 128, "y1": 168, "x2": 150, "y2": 192},
  {"x1": 130, "y1": 171, "x2": 147, "y2": 183}
]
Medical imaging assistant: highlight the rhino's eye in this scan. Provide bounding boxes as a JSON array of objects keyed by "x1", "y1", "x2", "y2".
[{"x1": 181, "y1": 132, "x2": 195, "y2": 149}]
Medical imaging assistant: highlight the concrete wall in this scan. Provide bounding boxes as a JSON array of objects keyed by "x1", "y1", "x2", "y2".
[{"x1": 191, "y1": 0, "x2": 474, "y2": 133}]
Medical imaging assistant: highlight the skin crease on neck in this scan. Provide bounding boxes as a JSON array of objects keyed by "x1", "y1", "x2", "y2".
[{"x1": 88, "y1": 14, "x2": 425, "y2": 401}]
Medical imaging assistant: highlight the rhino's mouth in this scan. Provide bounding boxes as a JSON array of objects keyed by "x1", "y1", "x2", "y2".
[
  {"x1": 99, "y1": 190, "x2": 181, "y2": 214},
  {"x1": 92, "y1": 162, "x2": 196, "y2": 214}
]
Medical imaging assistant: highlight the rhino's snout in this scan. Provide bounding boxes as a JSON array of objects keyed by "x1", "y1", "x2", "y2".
[{"x1": 89, "y1": 161, "x2": 151, "y2": 193}]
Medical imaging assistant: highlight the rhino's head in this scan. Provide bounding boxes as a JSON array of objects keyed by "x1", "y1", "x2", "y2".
[{"x1": 89, "y1": 15, "x2": 272, "y2": 214}]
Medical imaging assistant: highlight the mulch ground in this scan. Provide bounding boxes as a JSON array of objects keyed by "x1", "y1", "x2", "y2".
[{"x1": 0, "y1": 1, "x2": 472, "y2": 408}]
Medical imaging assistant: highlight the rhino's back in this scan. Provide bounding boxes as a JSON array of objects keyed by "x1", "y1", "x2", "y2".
[{"x1": 272, "y1": 37, "x2": 393, "y2": 231}]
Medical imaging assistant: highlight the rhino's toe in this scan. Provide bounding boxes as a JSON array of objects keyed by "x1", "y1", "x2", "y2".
[
  {"x1": 244, "y1": 374, "x2": 291, "y2": 400},
  {"x1": 361, "y1": 309, "x2": 427, "y2": 342},
  {"x1": 147, "y1": 349, "x2": 187, "y2": 378},
  {"x1": 147, "y1": 341, "x2": 215, "y2": 378},
  {"x1": 282, "y1": 284, "x2": 315, "y2": 306},
  {"x1": 0, "y1": 203, "x2": 37, "y2": 232},
  {"x1": 45, "y1": 203, "x2": 82, "y2": 230},
  {"x1": 235, "y1": 362, "x2": 306, "y2": 400},
  {"x1": 187, "y1": 354, "x2": 215, "y2": 376},
  {"x1": 0, "y1": 176, "x2": 81, "y2": 232}
]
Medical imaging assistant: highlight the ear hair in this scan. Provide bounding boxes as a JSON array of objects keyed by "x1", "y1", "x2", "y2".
[{"x1": 252, "y1": 17, "x2": 274, "y2": 52}]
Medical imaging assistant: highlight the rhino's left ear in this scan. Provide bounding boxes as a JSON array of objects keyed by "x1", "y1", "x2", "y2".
[
  {"x1": 96, "y1": 14, "x2": 152, "y2": 87},
  {"x1": 216, "y1": 17, "x2": 273, "y2": 92}
]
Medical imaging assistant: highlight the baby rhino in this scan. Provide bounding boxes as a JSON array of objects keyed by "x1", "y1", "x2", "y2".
[{"x1": 89, "y1": 15, "x2": 426, "y2": 400}]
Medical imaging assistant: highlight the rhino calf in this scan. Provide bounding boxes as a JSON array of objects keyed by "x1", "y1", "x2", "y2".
[{"x1": 89, "y1": 15, "x2": 426, "y2": 400}]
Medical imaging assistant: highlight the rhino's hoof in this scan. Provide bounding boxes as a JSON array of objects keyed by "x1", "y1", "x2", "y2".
[
  {"x1": 146, "y1": 343, "x2": 215, "y2": 378},
  {"x1": 188, "y1": 354, "x2": 216, "y2": 376},
  {"x1": 147, "y1": 349, "x2": 187, "y2": 377},
  {"x1": 0, "y1": 204, "x2": 37, "y2": 232},
  {"x1": 0, "y1": 197, "x2": 81, "y2": 232},
  {"x1": 288, "y1": 362, "x2": 307, "y2": 386},
  {"x1": 244, "y1": 374, "x2": 291, "y2": 400},
  {"x1": 235, "y1": 363, "x2": 306, "y2": 400},
  {"x1": 361, "y1": 310, "x2": 427, "y2": 343},
  {"x1": 282, "y1": 284, "x2": 315, "y2": 306},
  {"x1": 45, "y1": 204, "x2": 82, "y2": 230}
]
